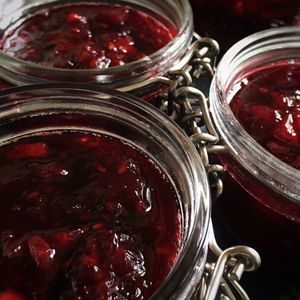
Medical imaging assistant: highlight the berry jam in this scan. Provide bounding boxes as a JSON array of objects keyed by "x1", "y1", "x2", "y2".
[
  {"x1": 0, "y1": 3, "x2": 176, "y2": 69},
  {"x1": 0, "y1": 131, "x2": 181, "y2": 299},
  {"x1": 230, "y1": 63, "x2": 300, "y2": 169},
  {"x1": 191, "y1": 0, "x2": 300, "y2": 54},
  {"x1": 214, "y1": 62, "x2": 300, "y2": 268}
]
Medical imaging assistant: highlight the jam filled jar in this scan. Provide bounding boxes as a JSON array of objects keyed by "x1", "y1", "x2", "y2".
[
  {"x1": 0, "y1": 0, "x2": 193, "y2": 104},
  {"x1": 210, "y1": 27, "x2": 300, "y2": 269},
  {"x1": 0, "y1": 84, "x2": 211, "y2": 299}
]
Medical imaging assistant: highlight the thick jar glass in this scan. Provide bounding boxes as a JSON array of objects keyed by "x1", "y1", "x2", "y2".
[
  {"x1": 190, "y1": 0, "x2": 300, "y2": 54},
  {"x1": 0, "y1": 83, "x2": 210, "y2": 299},
  {"x1": 0, "y1": 0, "x2": 193, "y2": 104},
  {"x1": 0, "y1": 0, "x2": 25, "y2": 17},
  {"x1": 210, "y1": 27, "x2": 300, "y2": 269}
]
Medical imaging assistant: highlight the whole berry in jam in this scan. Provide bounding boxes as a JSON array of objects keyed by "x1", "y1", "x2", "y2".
[
  {"x1": 0, "y1": 3, "x2": 176, "y2": 69},
  {"x1": 0, "y1": 132, "x2": 182, "y2": 299},
  {"x1": 230, "y1": 62, "x2": 300, "y2": 169}
]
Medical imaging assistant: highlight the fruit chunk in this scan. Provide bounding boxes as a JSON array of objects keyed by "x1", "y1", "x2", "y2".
[
  {"x1": 66, "y1": 229, "x2": 145, "y2": 298},
  {"x1": 273, "y1": 114, "x2": 299, "y2": 145},
  {"x1": 65, "y1": 12, "x2": 87, "y2": 23},
  {"x1": 249, "y1": 104, "x2": 275, "y2": 128},
  {"x1": 0, "y1": 131, "x2": 181, "y2": 299},
  {"x1": 0, "y1": 291, "x2": 24, "y2": 300},
  {"x1": 230, "y1": 64, "x2": 300, "y2": 169},
  {"x1": 7, "y1": 142, "x2": 48, "y2": 159},
  {"x1": 28, "y1": 236, "x2": 56, "y2": 269}
]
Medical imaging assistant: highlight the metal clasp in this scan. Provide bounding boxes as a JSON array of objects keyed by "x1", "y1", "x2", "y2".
[
  {"x1": 152, "y1": 34, "x2": 261, "y2": 300},
  {"x1": 199, "y1": 221, "x2": 261, "y2": 300}
]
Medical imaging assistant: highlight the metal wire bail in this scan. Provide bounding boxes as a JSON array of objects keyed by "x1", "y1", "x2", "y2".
[{"x1": 155, "y1": 34, "x2": 261, "y2": 300}]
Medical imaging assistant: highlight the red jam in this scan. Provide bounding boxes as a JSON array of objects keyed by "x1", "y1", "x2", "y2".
[
  {"x1": 191, "y1": 0, "x2": 300, "y2": 53},
  {"x1": 230, "y1": 63, "x2": 300, "y2": 168},
  {"x1": 214, "y1": 62, "x2": 300, "y2": 268},
  {"x1": 0, "y1": 3, "x2": 176, "y2": 69},
  {"x1": 0, "y1": 131, "x2": 181, "y2": 299}
]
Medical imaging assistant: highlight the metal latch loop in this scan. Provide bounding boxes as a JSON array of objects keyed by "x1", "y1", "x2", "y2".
[{"x1": 155, "y1": 34, "x2": 261, "y2": 300}]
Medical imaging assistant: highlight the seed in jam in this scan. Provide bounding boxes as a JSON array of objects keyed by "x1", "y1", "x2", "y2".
[
  {"x1": 229, "y1": 62, "x2": 300, "y2": 169},
  {"x1": 0, "y1": 3, "x2": 176, "y2": 69},
  {"x1": 0, "y1": 132, "x2": 182, "y2": 299}
]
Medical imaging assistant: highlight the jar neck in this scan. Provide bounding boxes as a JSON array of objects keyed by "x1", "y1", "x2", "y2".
[
  {"x1": 0, "y1": 0, "x2": 193, "y2": 89},
  {"x1": 210, "y1": 27, "x2": 300, "y2": 203},
  {"x1": 0, "y1": 0, "x2": 25, "y2": 17}
]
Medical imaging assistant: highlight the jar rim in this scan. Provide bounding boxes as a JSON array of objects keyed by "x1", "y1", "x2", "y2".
[
  {"x1": 0, "y1": 0, "x2": 193, "y2": 86},
  {"x1": 0, "y1": 83, "x2": 211, "y2": 298},
  {"x1": 211, "y1": 26, "x2": 300, "y2": 203}
]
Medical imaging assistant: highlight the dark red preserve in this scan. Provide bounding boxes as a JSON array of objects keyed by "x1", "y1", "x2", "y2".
[
  {"x1": 0, "y1": 3, "x2": 176, "y2": 69},
  {"x1": 0, "y1": 131, "x2": 181, "y2": 299},
  {"x1": 213, "y1": 60, "x2": 300, "y2": 268},
  {"x1": 230, "y1": 63, "x2": 300, "y2": 169}
]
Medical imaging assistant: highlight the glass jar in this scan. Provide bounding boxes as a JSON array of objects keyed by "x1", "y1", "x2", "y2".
[
  {"x1": 210, "y1": 27, "x2": 300, "y2": 269},
  {"x1": 0, "y1": 83, "x2": 210, "y2": 299},
  {"x1": 0, "y1": 0, "x2": 25, "y2": 18},
  {"x1": 0, "y1": 0, "x2": 193, "y2": 105},
  {"x1": 0, "y1": 83, "x2": 262, "y2": 299},
  {"x1": 190, "y1": 0, "x2": 300, "y2": 54}
]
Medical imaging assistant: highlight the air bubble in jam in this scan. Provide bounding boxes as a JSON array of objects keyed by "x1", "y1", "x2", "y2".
[
  {"x1": 0, "y1": 132, "x2": 182, "y2": 299},
  {"x1": 0, "y1": 3, "x2": 176, "y2": 69}
]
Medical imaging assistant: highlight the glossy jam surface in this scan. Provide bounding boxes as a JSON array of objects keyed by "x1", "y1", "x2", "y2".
[
  {"x1": 0, "y1": 132, "x2": 181, "y2": 299},
  {"x1": 0, "y1": 3, "x2": 176, "y2": 69},
  {"x1": 191, "y1": 0, "x2": 300, "y2": 53},
  {"x1": 230, "y1": 63, "x2": 300, "y2": 169},
  {"x1": 217, "y1": 63, "x2": 300, "y2": 267}
]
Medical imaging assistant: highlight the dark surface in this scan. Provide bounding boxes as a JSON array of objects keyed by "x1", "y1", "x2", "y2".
[
  {"x1": 191, "y1": 0, "x2": 300, "y2": 55},
  {"x1": 212, "y1": 206, "x2": 300, "y2": 300}
]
